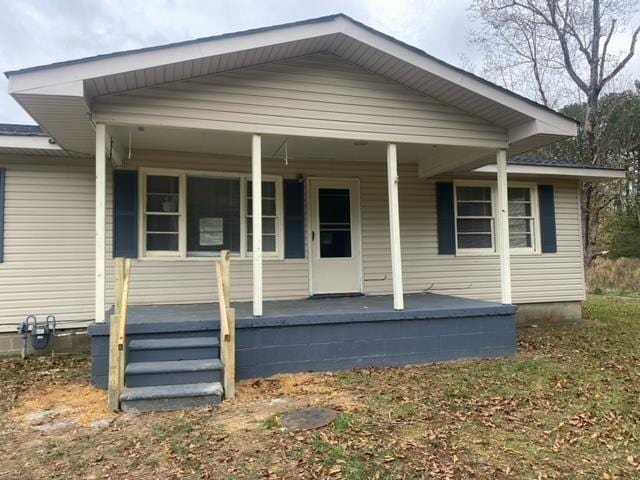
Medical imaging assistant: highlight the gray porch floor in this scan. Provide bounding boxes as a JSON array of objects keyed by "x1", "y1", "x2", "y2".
[{"x1": 115, "y1": 293, "x2": 515, "y2": 329}]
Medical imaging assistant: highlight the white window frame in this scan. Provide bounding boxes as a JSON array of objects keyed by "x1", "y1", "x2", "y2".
[
  {"x1": 138, "y1": 167, "x2": 284, "y2": 260},
  {"x1": 507, "y1": 184, "x2": 540, "y2": 255},
  {"x1": 242, "y1": 177, "x2": 284, "y2": 259},
  {"x1": 453, "y1": 179, "x2": 540, "y2": 256}
]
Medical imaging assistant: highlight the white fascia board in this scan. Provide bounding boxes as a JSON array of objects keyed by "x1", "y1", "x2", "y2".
[
  {"x1": 508, "y1": 119, "x2": 575, "y2": 144},
  {"x1": 0, "y1": 135, "x2": 61, "y2": 151},
  {"x1": 337, "y1": 17, "x2": 577, "y2": 135},
  {"x1": 7, "y1": 20, "x2": 343, "y2": 94},
  {"x1": 474, "y1": 163, "x2": 626, "y2": 180}
]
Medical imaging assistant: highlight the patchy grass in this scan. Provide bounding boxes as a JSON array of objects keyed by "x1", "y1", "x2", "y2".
[
  {"x1": 588, "y1": 257, "x2": 640, "y2": 296},
  {"x1": 1, "y1": 296, "x2": 640, "y2": 479}
]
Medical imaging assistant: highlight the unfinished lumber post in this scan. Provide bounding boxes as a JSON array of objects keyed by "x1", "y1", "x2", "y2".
[
  {"x1": 117, "y1": 258, "x2": 132, "y2": 394},
  {"x1": 216, "y1": 261, "x2": 230, "y2": 341},
  {"x1": 114, "y1": 258, "x2": 124, "y2": 316},
  {"x1": 223, "y1": 307, "x2": 236, "y2": 399},
  {"x1": 108, "y1": 314, "x2": 121, "y2": 411},
  {"x1": 220, "y1": 250, "x2": 231, "y2": 309}
]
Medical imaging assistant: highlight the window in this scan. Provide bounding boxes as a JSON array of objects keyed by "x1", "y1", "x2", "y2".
[
  {"x1": 454, "y1": 182, "x2": 538, "y2": 254},
  {"x1": 144, "y1": 175, "x2": 181, "y2": 253},
  {"x1": 247, "y1": 181, "x2": 277, "y2": 253},
  {"x1": 508, "y1": 187, "x2": 534, "y2": 249},
  {"x1": 455, "y1": 186, "x2": 494, "y2": 250},
  {"x1": 140, "y1": 170, "x2": 282, "y2": 259},
  {"x1": 187, "y1": 177, "x2": 240, "y2": 255}
]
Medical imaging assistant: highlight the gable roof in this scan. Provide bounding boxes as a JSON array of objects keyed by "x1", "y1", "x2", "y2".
[
  {"x1": 5, "y1": 14, "x2": 574, "y2": 124},
  {"x1": 5, "y1": 13, "x2": 577, "y2": 157}
]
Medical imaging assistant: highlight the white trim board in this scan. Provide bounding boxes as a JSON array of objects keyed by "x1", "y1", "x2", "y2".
[{"x1": 474, "y1": 164, "x2": 625, "y2": 180}]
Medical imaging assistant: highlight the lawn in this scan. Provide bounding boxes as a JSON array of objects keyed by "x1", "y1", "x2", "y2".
[{"x1": 1, "y1": 296, "x2": 639, "y2": 479}]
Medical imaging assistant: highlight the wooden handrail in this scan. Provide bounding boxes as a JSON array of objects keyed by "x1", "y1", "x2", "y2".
[{"x1": 216, "y1": 250, "x2": 235, "y2": 399}]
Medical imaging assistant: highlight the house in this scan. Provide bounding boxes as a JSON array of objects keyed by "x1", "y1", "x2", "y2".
[{"x1": 0, "y1": 14, "x2": 623, "y2": 411}]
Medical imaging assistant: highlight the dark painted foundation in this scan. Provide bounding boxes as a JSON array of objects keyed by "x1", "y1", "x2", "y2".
[{"x1": 88, "y1": 293, "x2": 517, "y2": 388}]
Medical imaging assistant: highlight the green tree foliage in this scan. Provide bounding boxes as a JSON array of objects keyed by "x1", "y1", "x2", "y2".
[{"x1": 541, "y1": 84, "x2": 640, "y2": 257}]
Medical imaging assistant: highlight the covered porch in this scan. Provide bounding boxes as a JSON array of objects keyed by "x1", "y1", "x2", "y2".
[{"x1": 89, "y1": 292, "x2": 517, "y2": 388}]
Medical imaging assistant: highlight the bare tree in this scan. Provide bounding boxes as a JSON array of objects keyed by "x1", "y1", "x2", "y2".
[{"x1": 470, "y1": 0, "x2": 640, "y2": 268}]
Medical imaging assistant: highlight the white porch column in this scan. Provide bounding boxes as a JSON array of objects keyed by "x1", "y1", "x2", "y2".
[
  {"x1": 95, "y1": 123, "x2": 107, "y2": 323},
  {"x1": 252, "y1": 134, "x2": 263, "y2": 317},
  {"x1": 387, "y1": 143, "x2": 404, "y2": 310},
  {"x1": 496, "y1": 149, "x2": 512, "y2": 304}
]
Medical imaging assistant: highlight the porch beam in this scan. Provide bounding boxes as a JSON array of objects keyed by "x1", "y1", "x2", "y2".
[
  {"x1": 252, "y1": 134, "x2": 263, "y2": 317},
  {"x1": 387, "y1": 143, "x2": 404, "y2": 311},
  {"x1": 95, "y1": 123, "x2": 107, "y2": 323},
  {"x1": 496, "y1": 149, "x2": 512, "y2": 304}
]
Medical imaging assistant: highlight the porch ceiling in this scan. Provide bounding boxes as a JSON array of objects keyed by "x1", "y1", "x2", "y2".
[
  {"x1": 6, "y1": 14, "x2": 576, "y2": 159},
  {"x1": 111, "y1": 125, "x2": 491, "y2": 166}
]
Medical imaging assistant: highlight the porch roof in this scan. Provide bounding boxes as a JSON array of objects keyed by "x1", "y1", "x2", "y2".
[{"x1": 6, "y1": 14, "x2": 576, "y2": 159}]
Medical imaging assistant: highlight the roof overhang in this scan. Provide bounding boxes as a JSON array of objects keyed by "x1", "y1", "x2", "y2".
[
  {"x1": 0, "y1": 133, "x2": 69, "y2": 156},
  {"x1": 474, "y1": 163, "x2": 626, "y2": 181},
  {"x1": 5, "y1": 14, "x2": 577, "y2": 158}
]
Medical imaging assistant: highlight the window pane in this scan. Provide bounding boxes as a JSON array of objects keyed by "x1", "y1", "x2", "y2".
[
  {"x1": 457, "y1": 233, "x2": 492, "y2": 249},
  {"x1": 457, "y1": 186, "x2": 491, "y2": 202},
  {"x1": 146, "y1": 215, "x2": 178, "y2": 233},
  {"x1": 146, "y1": 175, "x2": 179, "y2": 213},
  {"x1": 146, "y1": 233, "x2": 179, "y2": 251},
  {"x1": 248, "y1": 181, "x2": 276, "y2": 198},
  {"x1": 457, "y1": 202, "x2": 492, "y2": 217},
  {"x1": 510, "y1": 218, "x2": 532, "y2": 248},
  {"x1": 187, "y1": 177, "x2": 240, "y2": 254},
  {"x1": 508, "y1": 201, "x2": 531, "y2": 217},
  {"x1": 508, "y1": 187, "x2": 531, "y2": 202},
  {"x1": 247, "y1": 234, "x2": 277, "y2": 252},
  {"x1": 247, "y1": 217, "x2": 276, "y2": 235},
  {"x1": 457, "y1": 218, "x2": 492, "y2": 233},
  {"x1": 247, "y1": 198, "x2": 276, "y2": 217},
  {"x1": 320, "y1": 230, "x2": 352, "y2": 257},
  {"x1": 319, "y1": 189, "x2": 351, "y2": 224},
  {"x1": 510, "y1": 233, "x2": 532, "y2": 248},
  {"x1": 247, "y1": 218, "x2": 277, "y2": 252},
  {"x1": 318, "y1": 188, "x2": 352, "y2": 258},
  {"x1": 509, "y1": 218, "x2": 531, "y2": 233}
]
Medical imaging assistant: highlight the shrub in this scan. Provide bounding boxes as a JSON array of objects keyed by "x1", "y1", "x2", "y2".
[{"x1": 588, "y1": 257, "x2": 640, "y2": 295}]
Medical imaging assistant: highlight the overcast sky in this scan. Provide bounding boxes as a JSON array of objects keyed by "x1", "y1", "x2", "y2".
[{"x1": 1, "y1": 0, "x2": 639, "y2": 124}]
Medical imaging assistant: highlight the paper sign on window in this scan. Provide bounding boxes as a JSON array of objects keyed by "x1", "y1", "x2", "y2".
[{"x1": 199, "y1": 217, "x2": 223, "y2": 246}]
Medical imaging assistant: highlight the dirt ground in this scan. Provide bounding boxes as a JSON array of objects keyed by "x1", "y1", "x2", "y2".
[{"x1": 1, "y1": 296, "x2": 639, "y2": 479}]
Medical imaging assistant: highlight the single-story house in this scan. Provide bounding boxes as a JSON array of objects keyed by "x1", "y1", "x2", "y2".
[{"x1": 0, "y1": 14, "x2": 624, "y2": 411}]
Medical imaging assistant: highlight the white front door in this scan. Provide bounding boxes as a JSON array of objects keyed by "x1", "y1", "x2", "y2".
[{"x1": 309, "y1": 179, "x2": 362, "y2": 295}]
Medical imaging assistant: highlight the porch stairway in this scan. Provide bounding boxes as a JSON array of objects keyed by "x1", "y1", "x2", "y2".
[{"x1": 119, "y1": 335, "x2": 224, "y2": 413}]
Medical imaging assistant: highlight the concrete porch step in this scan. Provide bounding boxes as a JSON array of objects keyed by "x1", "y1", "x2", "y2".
[
  {"x1": 128, "y1": 336, "x2": 219, "y2": 351},
  {"x1": 125, "y1": 358, "x2": 223, "y2": 387},
  {"x1": 127, "y1": 336, "x2": 219, "y2": 362},
  {"x1": 120, "y1": 382, "x2": 223, "y2": 413}
]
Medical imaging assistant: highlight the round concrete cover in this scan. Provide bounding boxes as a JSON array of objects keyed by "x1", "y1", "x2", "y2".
[{"x1": 281, "y1": 407, "x2": 338, "y2": 431}]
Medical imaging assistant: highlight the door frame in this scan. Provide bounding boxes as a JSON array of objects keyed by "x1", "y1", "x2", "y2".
[{"x1": 306, "y1": 177, "x2": 364, "y2": 296}]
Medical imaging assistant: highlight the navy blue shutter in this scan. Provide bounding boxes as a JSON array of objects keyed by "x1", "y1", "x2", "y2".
[
  {"x1": 283, "y1": 179, "x2": 305, "y2": 258},
  {"x1": 436, "y1": 182, "x2": 456, "y2": 254},
  {"x1": 0, "y1": 168, "x2": 5, "y2": 263},
  {"x1": 538, "y1": 185, "x2": 557, "y2": 253},
  {"x1": 113, "y1": 170, "x2": 138, "y2": 258}
]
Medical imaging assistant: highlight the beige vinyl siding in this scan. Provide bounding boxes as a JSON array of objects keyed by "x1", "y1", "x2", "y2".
[
  {"x1": 94, "y1": 54, "x2": 507, "y2": 149},
  {"x1": 0, "y1": 154, "x2": 95, "y2": 332},
  {"x1": 0, "y1": 151, "x2": 585, "y2": 332}
]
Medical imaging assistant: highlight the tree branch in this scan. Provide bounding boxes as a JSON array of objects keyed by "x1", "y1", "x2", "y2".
[
  {"x1": 599, "y1": 19, "x2": 617, "y2": 85},
  {"x1": 600, "y1": 24, "x2": 640, "y2": 88}
]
